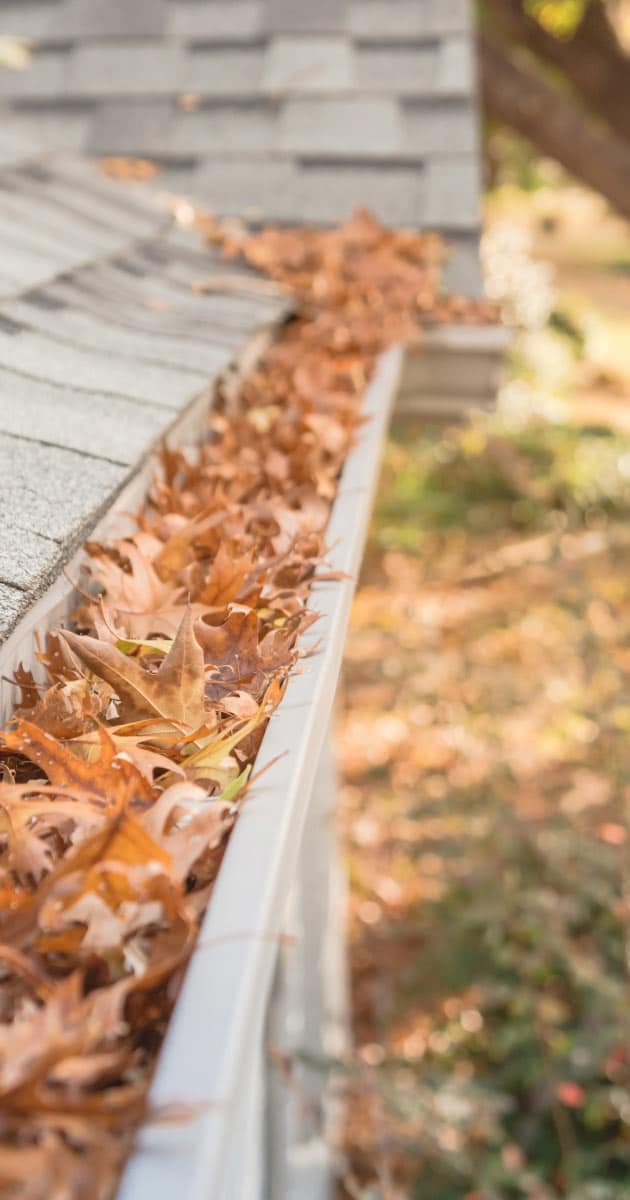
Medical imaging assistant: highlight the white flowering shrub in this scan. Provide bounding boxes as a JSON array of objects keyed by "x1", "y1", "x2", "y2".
[{"x1": 481, "y1": 221, "x2": 556, "y2": 331}]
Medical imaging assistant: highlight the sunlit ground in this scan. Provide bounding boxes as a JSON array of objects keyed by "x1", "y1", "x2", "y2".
[{"x1": 337, "y1": 183, "x2": 630, "y2": 1199}]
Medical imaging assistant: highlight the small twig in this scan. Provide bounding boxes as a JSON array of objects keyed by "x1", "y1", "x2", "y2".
[
  {"x1": 192, "y1": 274, "x2": 288, "y2": 299},
  {"x1": 0, "y1": 675, "x2": 46, "y2": 693},
  {"x1": 246, "y1": 751, "x2": 288, "y2": 788},
  {"x1": 62, "y1": 564, "x2": 95, "y2": 605}
]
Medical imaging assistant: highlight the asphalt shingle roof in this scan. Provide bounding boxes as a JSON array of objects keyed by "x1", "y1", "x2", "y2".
[
  {"x1": 0, "y1": 0, "x2": 482, "y2": 292},
  {"x1": 0, "y1": 131, "x2": 288, "y2": 642},
  {"x1": 0, "y1": 0, "x2": 485, "y2": 639}
]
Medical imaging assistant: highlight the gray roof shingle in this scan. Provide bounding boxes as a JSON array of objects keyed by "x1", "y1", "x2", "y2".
[
  {"x1": 171, "y1": 104, "x2": 275, "y2": 155},
  {"x1": 0, "y1": 0, "x2": 482, "y2": 291},
  {"x1": 0, "y1": 324, "x2": 207, "y2": 405},
  {"x1": 0, "y1": 4, "x2": 59, "y2": 40},
  {"x1": 402, "y1": 99, "x2": 478, "y2": 155},
  {"x1": 296, "y1": 159, "x2": 427, "y2": 226},
  {"x1": 435, "y1": 35, "x2": 475, "y2": 93},
  {"x1": 424, "y1": 154, "x2": 481, "y2": 227},
  {"x1": 0, "y1": 50, "x2": 66, "y2": 97},
  {"x1": 0, "y1": 132, "x2": 288, "y2": 643},
  {"x1": 265, "y1": 0, "x2": 347, "y2": 34},
  {"x1": 87, "y1": 99, "x2": 174, "y2": 156},
  {"x1": 67, "y1": 42, "x2": 185, "y2": 95},
  {"x1": 0, "y1": 430, "x2": 127, "y2": 544},
  {"x1": 184, "y1": 47, "x2": 264, "y2": 95},
  {"x1": 8, "y1": 290, "x2": 236, "y2": 374},
  {"x1": 166, "y1": 1, "x2": 264, "y2": 41},
  {"x1": 347, "y1": 0, "x2": 471, "y2": 38},
  {"x1": 262, "y1": 37, "x2": 355, "y2": 93},
  {"x1": 53, "y1": 0, "x2": 168, "y2": 39},
  {"x1": 0, "y1": 523, "x2": 63, "y2": 593},
  {"x1": 354, "y1": 44, "x2": 437, "y2": 94},
  {"x1": 0, "y1": 584, "x2": 30, "y2": 641},
  {"x1": 0, "y1": 370, "x2": 183, "y2": 464},
  {"x1": 278, "y1": 96, "x2": 403, "y2": 156},
  {"x1": 0, "y1": 127, "x2": 41, "y2": 167}
]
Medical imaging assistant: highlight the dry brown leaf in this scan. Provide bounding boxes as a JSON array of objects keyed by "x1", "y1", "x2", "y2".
[
  {"x1": 62, "y1": 609, "x2": 206, "y2": 730},
  {"x1": 0, "y1": 206, "x2": 494, "y2": 1192},
  {"x1": 3, "y1": 721, "x2": 154, "y2": 807}
]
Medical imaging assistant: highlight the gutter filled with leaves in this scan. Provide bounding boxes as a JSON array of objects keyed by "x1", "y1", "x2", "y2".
[{"x1": 0, "y1": 211, "x2": 493, "y2": 1198}]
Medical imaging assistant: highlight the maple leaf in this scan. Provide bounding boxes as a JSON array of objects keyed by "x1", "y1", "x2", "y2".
[
  {"x1": 196, "y1": 605, "x2": 304, "y2": 700},
  {"x1": 12, "y1": 665, "x2": 38, "y2": 711},
  {"x1": 195, "y1": 604, "x2": 289, "y2": 700},
  {"x1": 154, "y1": 806, "x2": 232, "y2": 883},
  {"x1": 0, "y1": 777, "x2": 109, "y2": 892},
  {"x1": 141, "y1": 780, "x2": 210, "y2": 840},
  {"x1": 0, "y1": 1141, "x2": 86, "y2": 1200},
  {"x1": 216, "y1": 690, "x2": 259, "y2": 718},
  {"x1": 61, "y1": 608, "x2": 207, "y2": 730},
  {"x1": 0, "y1": 782, "x2": 101, "y2": 888},
  {"x1": 40, "y1": 885, "x2": 167, "y2": 955}
]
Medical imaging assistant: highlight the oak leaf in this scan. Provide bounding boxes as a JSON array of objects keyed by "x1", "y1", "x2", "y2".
[
  {"x1": 0, "y1": 971, "x2": 129, "y2": 1097},
  {"x1": 87, "y1": 540, "x2": 178, "y2": 613},
  {"x1": 197, "y1": 542, "x2": 258, "y2": 607},
  {"x1": 3, "y1": 721, "x2": 154, "y2": 807},
  {"x1": 69, "y1": 727, "x2": 184, "y2": 785},
  {"x1": 142, "y1": 782, "x2": 233, "y2": 881},
  {"x1": 61, "y1": 608, "x2": 206, "y2": 730},
  {"x1": 16, "y1": 677, "x2": 115, "y2": 739},
  {"x1": 153, "y1": 510, "x2": 223, "y2": 581},
  {"x1": 34, "y1": 812, "x2": 176, "y2": 955},
  {"x1": 0, "y1": 792, "x2": 85, "y2": 887}
]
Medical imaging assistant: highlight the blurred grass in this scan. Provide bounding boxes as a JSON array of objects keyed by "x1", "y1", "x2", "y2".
[
  {"x1": 338, "y1": 413, "x2": 630, "y2": 1200},
  {"x1": 338, "y1": 169, "x2": 630, "y2": 1200},
  {"x1": 374, "y1": 419, "x2": 630, "y2": 551}
]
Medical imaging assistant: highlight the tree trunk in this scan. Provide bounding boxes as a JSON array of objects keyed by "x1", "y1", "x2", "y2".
[
  {"x1": 480, "y1": 34, "x2": 630, "y2": 222},
  {"x1": 482, "y1": 0, "x2": 630, "y2": 144}
]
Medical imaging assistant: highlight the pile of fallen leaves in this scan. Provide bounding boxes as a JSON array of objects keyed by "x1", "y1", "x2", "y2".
[
  {"x1": 0, "y1": 210, "x2": 492, "y2": 1198},
  {"x1": 207, "y1": 208, "x2": 496, "y2": 347}
]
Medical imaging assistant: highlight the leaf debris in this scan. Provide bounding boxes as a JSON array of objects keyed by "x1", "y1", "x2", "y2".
[{"x1": 0, "y1": 209, "x2": 492, "y2": 1197}]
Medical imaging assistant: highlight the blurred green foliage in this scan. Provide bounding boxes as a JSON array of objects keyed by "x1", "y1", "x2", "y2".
[
  {"x1": 343, "y1": 410, "x2": 630, "y2": 1199},
  {"x1": 374, "y1": 418, "x2": 630, "y2": 551},
  {"x1": 524, "y1": 0, "x2": 591, "y2": 37},
  {"x1": 366, "y1": 807, "x2": 630, "y2": 1198}
]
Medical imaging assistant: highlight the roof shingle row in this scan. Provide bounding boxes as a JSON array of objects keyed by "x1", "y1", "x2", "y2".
[
  {"x1": 0, "y1": 0, "x2": 481, "y2": 292},
  {"x1": 0, "y1": 0, "x2": 471, "y2": 41},
  {"x1": 0, "y1": 36, "x2": 474, "y2": 98},
  {"x1": 0, "y1": 135, "x2": 287, "y2": 639}
]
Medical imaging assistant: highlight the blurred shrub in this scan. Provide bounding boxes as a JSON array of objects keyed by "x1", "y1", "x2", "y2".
[{"x1": 375, "y1": 418, "x2": 630, "y2": 551}]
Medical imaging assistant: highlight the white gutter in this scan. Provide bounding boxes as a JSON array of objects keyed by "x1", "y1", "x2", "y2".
[{"x1": 117, "y1": 344, "x2": 402, "y2": 1200}]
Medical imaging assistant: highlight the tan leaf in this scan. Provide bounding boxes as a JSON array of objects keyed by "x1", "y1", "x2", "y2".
[
  {"x1": 61, "y1": 608, "x2": 206, "y2": 731},
  {"x1": 3, "y1": 721, "x2": 153, "y2": 806}
]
